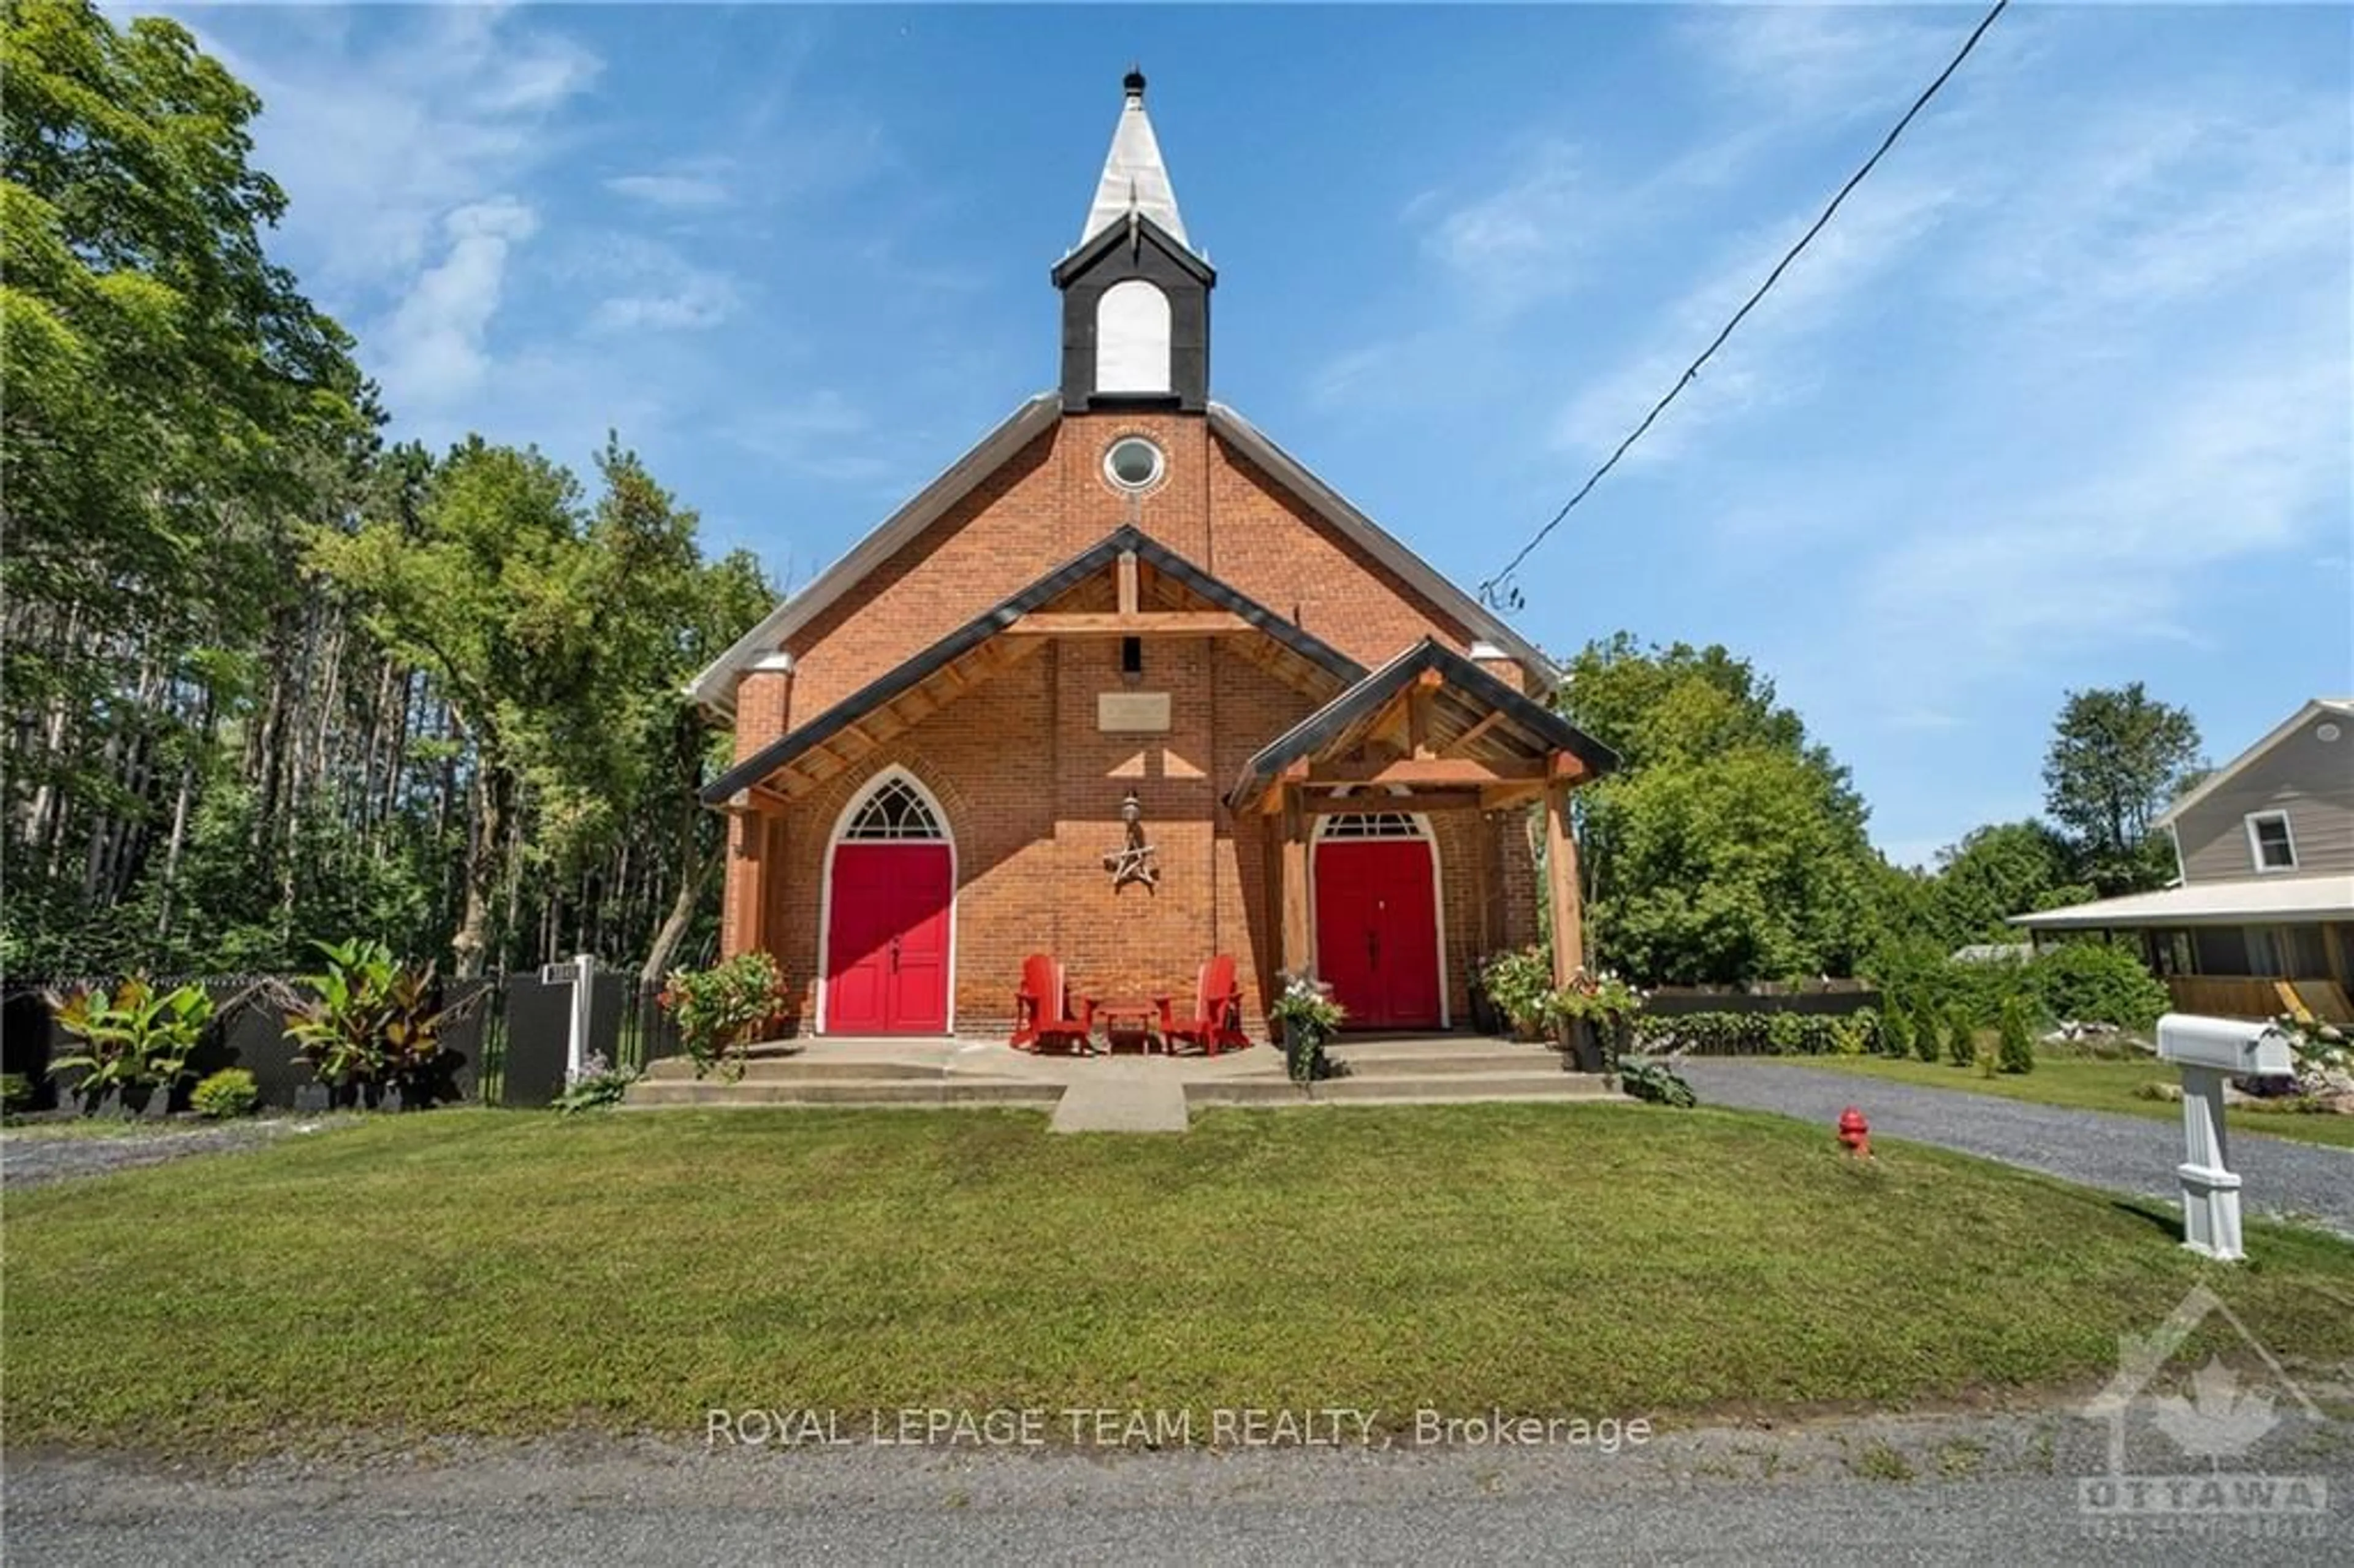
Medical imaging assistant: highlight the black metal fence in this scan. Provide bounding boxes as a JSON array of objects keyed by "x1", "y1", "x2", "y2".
[{"x1": 1, "y1": 964, "x2": 680, "y2": 1113}]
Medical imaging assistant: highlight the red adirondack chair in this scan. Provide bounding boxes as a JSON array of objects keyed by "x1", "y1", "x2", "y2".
[
  {"x1": 1157, "y1": 955, "x2": 1251, "y2": 1057},
  {"x1": 1012, "y1": 954, "x2": 1096, "y2": 1054}
]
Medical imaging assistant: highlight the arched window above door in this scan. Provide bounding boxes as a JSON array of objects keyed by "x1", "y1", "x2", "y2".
[{"x1": 840, "y1": 776, "x2": 945, "y2": 841}]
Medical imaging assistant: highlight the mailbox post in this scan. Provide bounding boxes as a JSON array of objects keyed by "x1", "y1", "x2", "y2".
[
  {"x1": 2154, "y1": 1013, "x2": 2295, "y2": 1262},
  {"x1": 539, "y1": 953, "x2": 596, "y2": 1084}
]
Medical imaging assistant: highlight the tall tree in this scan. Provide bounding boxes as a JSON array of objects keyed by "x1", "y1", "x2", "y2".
[
  {"x1": 1556, "y1": 635, "x2": 1881, "y2": 986},
  {"x1": 1929, "y1": 820, "x2": 2090, "y2": 946},
  {"x1": 2041, "y1": 683, "x2": 2201, "y2": 895}
]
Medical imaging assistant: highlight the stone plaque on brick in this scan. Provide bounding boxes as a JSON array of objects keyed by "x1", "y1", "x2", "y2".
[{"x1": 1097, "y1": 691, "x2": 1171, "y2": 733}]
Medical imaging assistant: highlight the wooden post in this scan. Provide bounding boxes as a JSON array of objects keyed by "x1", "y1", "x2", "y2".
[
  {"x1": 1280, "y1": 786, "x2": 1312, "y2": 980},
  {"x1": 1544, "y1": 778, "x2": 1583, "y2": 988}
]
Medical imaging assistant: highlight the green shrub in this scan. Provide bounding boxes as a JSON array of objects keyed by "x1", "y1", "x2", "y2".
[
  {"x1": 190, "y1": 1068, "x2": 259, "y2": 1119},
  {"x1": 552, "y1": 1052, "x2": 641, "y2": 1114},
  {"x1": 1911, "y1": 1007, "x2": 1942, "y2": 1064},
  {"x1": 48, "y1": 978, "x2": 213, "y2": 1110},
  {"x1": 1618, "y1": 1057, "x2": 1696, "y2": 1108},
  {"x1": 1631, "y1": 1008, "x2": 1874, "y2": 1057},
  {"x1": 659, "y1": 952, "x2": 789, "y2": 1081},
  {"x1": 1833, "y1": 1010, "x2": 1876, "y2": 1056},
  {"x1": 282, "y1": 939, "x2": 466, "y2": 1107},
  {"x1": 1879, "y1": 1008, "x2": 1913, "y2": 1059},
  {"x1": 1945, "y1": 1007, "x2": 1977, "y2": 1068},
  {"x1": 2032, "y1": 941, "x2": 2169, "y2": 1033},
  {"x1": 1997, "y1": 995, "x2": 2035, "y2": 1075},
  {"x1": 1, "y1": 1072, "x2": 31, "y2": 1114}
]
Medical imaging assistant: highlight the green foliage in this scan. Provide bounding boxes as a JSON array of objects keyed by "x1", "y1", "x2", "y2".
[
  {"x1": 281, "y1": 939, "x2": 464, "y2": 1106},
  {"x1": 1631, "y1": 1009, "x2": 1861, "y2": 1056},
  {"x1": 1, "y1": 1072, "x2": 33, "y2": 1113},
  {"x1": 659, "y1": 953, "x2": 787, "y2": 1081},
  {"x1": 1929, "y1": 821, "x2": 2083, "y2": 946},
  {"x1": 2032, "y1": 940, "x2": 2169, "y2": 1033},
  {"x1": 2268, "y1": 1014, "x2": 2351, "y2": 1097},
  {"x1": 1556, "y1": 634, "x2": 1879, "y2": 987},
  {"x1": 1998, "y1": 996, "x2": 2036, "y2": 1075},
  {"x1": 1475, "y1": 948, "x2": 1554, "y2": 1039},
  {"x1": 47, "y1": 977, "x2": 213, "y2": 1108},
  {"x1": 2043, "y1": 684, "x2": 2203, "y2": 896},
  {"x1": 1617, "y1": 1057, "x2": 1696, "y2": 1108},
  {"x1": 1945, "y1": 1007, "x2": 1978, "y2": 1069},
  {"x1": 1878, "y1": 1007, "x2": 1913, "y2": 1059},
  {"x1": 1911, "y1": 1006, "x2": 1942, "y2": 1064},
  {"x1": 190, "y1": 1068, "x2": 259, "y2": 1119},
  {"x1": 552, "y1": 1052, "x2": 642, "y2": 1115},
  {"x1": 1542, "y1": 971, "x2": 1645, "y2": 1067}
]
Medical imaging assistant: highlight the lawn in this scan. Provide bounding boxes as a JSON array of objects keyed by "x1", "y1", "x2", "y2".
[
  {"x1": 7, "y1": 1105, "x2": 2353, "y2": 1455},
  {"x1": 1773, "y1": 1054, "x2": 2354, "y2": 1149}
]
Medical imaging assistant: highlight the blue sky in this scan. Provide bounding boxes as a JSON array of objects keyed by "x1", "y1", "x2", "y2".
[{"x1": 171, "y1": 3, "x2": 2352, "y2": 869}]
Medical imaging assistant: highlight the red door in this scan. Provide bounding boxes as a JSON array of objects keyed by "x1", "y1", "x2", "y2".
[
  {"x1": 1314, "y1": 839, "x2": 1441, "y2": 1030},
  {"x1": 825, "y1": 843, "x2": 951, "y2": 1033}
]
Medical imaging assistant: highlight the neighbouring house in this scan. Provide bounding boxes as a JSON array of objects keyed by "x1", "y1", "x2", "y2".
[
  {"x1": 2010, "y1": 698, "x2": 2354, "y2": 1023},
  {"x1": 688, "y1": 72, "x2": 1616, "y2": 1038}
]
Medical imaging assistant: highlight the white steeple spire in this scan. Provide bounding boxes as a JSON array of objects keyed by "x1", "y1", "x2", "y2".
[{"x1": 1078, "y1": 68, "x2": 1190, "y2": 251}]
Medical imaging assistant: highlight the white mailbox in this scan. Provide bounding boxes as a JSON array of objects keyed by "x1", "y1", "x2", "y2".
[
  {"x1": 2156, "y1": 1014, "x2": 2294, "y2": 1077},
  {"x1": 2153, "y1": 1013, "x2": 2298, "y2": 1262}
]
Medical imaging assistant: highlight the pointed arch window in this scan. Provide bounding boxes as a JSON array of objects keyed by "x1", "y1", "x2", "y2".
[
  {"x1": 1319, "y1": 812, "x2": 1426, "y2": 840},
  {"x1": 841, "y1": 777, "x2": 945, "y2": 841}
]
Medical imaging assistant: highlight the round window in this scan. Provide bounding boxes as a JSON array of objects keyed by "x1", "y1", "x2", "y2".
[
  {"x1": 1104, "y1": 436, "x2": 1165, "y2": 491},
  {"x1": 2320, "y1": 723, "x2": 2343, "y2": 744}
]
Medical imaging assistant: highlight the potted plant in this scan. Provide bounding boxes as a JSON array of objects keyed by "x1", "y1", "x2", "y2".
[
  {"x1": 1477, "y1": 946, "x2": 1554, "y2": 1042},
  {"x1": 1268, "y1": 975, "x2": 1346, "y2": 1085},
  {"x1": 46, "y1": 978, "x2": 213, "y2": 1116},
  {"x1": 282, "y1": 939, "x2": 467, "y2": 1109},
  {"x1": 658, "y1": 952, "x2": 788, "y2": 1081},
  {"x1": 1542, "y1": 970, "x2": 1646, "y2": 1075}
]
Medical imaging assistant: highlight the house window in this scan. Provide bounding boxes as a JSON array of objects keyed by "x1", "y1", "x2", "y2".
[
  {"x1": 1320, "y1": 812, "x2": 1425, "y2": 840},
  {"x1": 2244, "y1": 811, "x2": 2296, "y2": 872},
  {"x1": 1120, "y1": 636, "x2": 1143, "y2": 678},
  {"x1": 1095, "y1": 280, "x2": 1172, "y2": 394}
]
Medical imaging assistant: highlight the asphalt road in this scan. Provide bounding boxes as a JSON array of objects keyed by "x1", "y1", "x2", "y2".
[
  {"x1": 10, "y1": 1445, "x2": 2345, "y2": 1566},
  {"x1": 12, "y1": 1409, "x2": 2349, "y2": 1567},
  {"x1": 1677, "y1": 1059, "x2": 2354, "y2": 1237}
]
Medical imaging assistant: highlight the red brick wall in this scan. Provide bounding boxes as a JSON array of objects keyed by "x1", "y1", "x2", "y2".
[{"x1": 720, "y1": 406, "x2": 1546, "y2": 1033}]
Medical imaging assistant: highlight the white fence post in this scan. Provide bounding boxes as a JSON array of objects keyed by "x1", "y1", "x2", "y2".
[{"x1": 568, "y1": 953, "x2": 595, "y2": 1083}]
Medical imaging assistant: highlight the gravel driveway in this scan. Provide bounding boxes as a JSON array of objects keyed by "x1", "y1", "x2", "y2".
[
  {"x1": 0, "y1": 1117, "x2": 348, "y2": 1191},
  {"x1": 1678, "y1": 1060, "x2": 2354, "y2": 1238}
]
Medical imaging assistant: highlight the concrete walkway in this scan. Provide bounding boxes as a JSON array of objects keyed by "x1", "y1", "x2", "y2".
[
  {"x1": 1048, "y1": 1066, "x2": 1192, "y2": 1133},
  {"x1": 1678, "y1": 1059, "x2": 2354, "y2": 1238}
]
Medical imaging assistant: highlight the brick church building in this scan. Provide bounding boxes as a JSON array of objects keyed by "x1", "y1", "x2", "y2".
[{"x1": 691, "y1": 71, "x2": 1615, "y2": 1039}]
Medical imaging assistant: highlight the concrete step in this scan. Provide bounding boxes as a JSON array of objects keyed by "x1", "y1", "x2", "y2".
[
  {"x1": 641, "y1": 1057, "x2": 947, "y2": 1084},
  {"x1": 1187, "y1": 1071, "x2": 1621, "y2": 1106},
  {"x1": 1325, "y1": 1049, "x2": 1567, "y2": 1078},
  {"x1": 624, "y1": 1078, "x2": 1061, "y2": 1109}
]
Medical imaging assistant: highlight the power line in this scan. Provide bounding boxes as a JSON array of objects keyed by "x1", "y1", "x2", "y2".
[{"x1": 1477, "y1": 0, "x2": 2012, "y2": 611}]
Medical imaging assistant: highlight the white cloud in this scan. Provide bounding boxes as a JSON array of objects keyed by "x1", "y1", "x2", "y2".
[
  {"x1": 375, "y1": 199, "x2": 540, "y2": 408},
  {"x1": 606, "y1": 172, "x2": 734, "y2": 210},
  {"x1": 1551, "y1": 174, "x2": 1959, "y2": 465},
  {"x1": 569, "y1": 234, "x2": 742, "y2": 336},
  {"x1": 722, "y1": 392, "x2": 897, "y2": 486}
]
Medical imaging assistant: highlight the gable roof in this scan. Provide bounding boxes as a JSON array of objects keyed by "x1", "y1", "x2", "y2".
[
  {"x1": 2154, "y1": 697, "x2": 2354, "y2": 829},
  {"x1": 1226, "y1": 637, "x2": 1618, "y2": 809},
  {"x1": 686, "y1": 397, "x2": 1562, "y2": 718},
  {"x1": 703, "y1": 525, "x2": 1365, "y2": 805}
]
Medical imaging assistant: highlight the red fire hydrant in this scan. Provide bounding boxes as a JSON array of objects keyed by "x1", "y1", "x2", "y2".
[{"x1": 1837, "y1": 1106, "x2": 1872, "y2": 1159}]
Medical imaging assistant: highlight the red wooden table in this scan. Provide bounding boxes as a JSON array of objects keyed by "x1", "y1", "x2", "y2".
[{"x1": 1095, "y1": 1003, "x2": 1162, "y2": 1055}]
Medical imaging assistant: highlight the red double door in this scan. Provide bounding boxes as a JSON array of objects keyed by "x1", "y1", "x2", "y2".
[
  {"x1": 1314, "y1": 839, "x2": 1442, "y2": 1030},
  {"x1": 825, "y1": 844, "x2": 951, "y2": 1034}
]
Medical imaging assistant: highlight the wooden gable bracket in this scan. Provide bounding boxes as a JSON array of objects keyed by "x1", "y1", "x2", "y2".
[
  {"x1": 1444, "y1": 708, "x2": 1510, "y2": 759},
  {"x1": 1310, "y1": 755, "x2": 1545, "y2": 788},
  {"x1": 1258, "y1": 758, "x2": 1312, "y2": 815},
  {"x1": 722, "y1": 783, "x2": 793, "y2": 816},
  {"x1": 1117, "y1": 549, "x2": 1140, "y2": 616},
  {"x1": 1407, "y1": 667, "x2": 1442, "y2": 759}
]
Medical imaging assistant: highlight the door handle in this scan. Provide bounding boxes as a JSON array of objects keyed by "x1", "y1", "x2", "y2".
[{"x1": 889, "y1": 935, "x2": 902, "y2": 972}]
